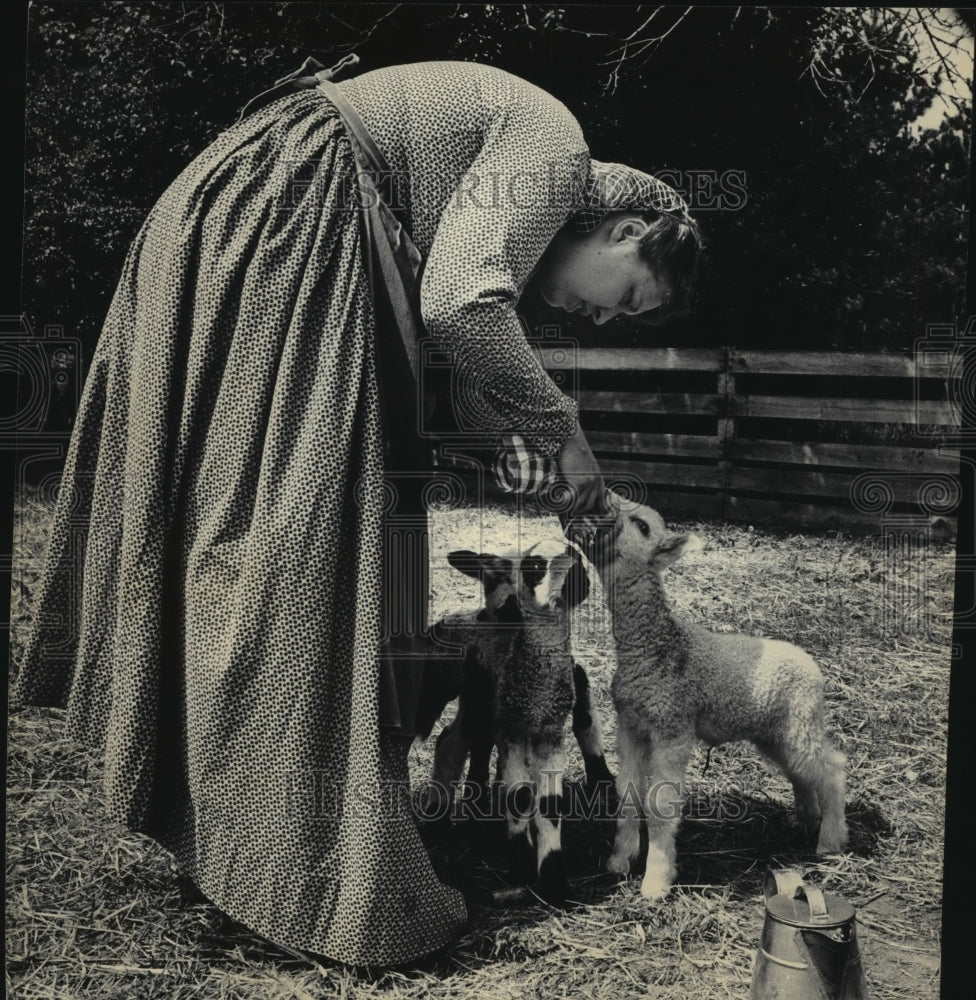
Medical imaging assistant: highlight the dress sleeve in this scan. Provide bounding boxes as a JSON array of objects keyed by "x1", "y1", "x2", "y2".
[{"x1": 419, "y1": 89, "x2": 590, "y2": 457}]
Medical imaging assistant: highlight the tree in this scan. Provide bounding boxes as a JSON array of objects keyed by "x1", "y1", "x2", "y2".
[{"x1": 21, "y1": 3, "x2": 971, "y2": 376}]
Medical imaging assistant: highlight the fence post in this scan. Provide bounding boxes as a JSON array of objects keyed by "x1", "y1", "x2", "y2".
[
  {"x1": 717, "y1": 346, "x2": 737, "y2": 519},
  {"x1": 878, "y1": 515, "x2": 936, "y2": 641}
]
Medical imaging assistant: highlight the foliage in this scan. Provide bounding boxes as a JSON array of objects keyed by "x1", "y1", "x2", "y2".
[{"x1": 21, "y1": 3, "x2": 971, "y2": 374}]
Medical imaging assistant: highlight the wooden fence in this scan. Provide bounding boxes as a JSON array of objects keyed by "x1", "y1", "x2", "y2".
[{"x1": 434, "y1": 346, "x2": 964, "y2": 532}]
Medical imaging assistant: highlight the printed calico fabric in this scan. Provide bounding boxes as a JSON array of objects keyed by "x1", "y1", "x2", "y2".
[{"x1": 12, "y1": 59, "x2": 673, "y2": 965}]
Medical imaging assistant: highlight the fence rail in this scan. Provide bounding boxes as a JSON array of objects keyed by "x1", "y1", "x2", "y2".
[
  {"x1": 568, "y1": 346, "x2": 962, "y2": 531},
  {"x1": 432, "y1": 346, "x2": 962, "y2": 532}
]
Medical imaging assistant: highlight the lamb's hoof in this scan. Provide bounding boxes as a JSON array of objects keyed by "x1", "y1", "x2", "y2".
[
  {"x1": 537, "y1": 853, "x2": 569, "y2": 909},
  {"x1": 814, "y1": 811, "x2": 849, "y2": 855},
  {"x1": 815, "y1": 831, "x2": 849, "y2": 855},
  {"x1": 639, "y1": 859, "x2": 674, "y2": 902},
  {"x1": 639, "y1": 879, "x2": 672, "y2": 902},
  {"x1": 606, "y1": 852, "x2": 634, "y2": 877}
]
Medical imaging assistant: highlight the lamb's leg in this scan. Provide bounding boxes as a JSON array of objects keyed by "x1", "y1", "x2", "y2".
[
  {"x1": 758, "y1": 736, "x2": 848, "y2": 854},
  {"x1": 813, "y1": 746, "x2": 848, "y2": 853},
  {"x1": 422, "y1": 719, "x2": 469, "y2": 820},
  {"x1": 532, "y1": 741, "x2": 568, "y2": 907},
  {"x1": 460, "y1": 691, "x2": 495, "y2": 821},
  {"x1": 755, "y1": 738, "x2": 818, "y2": 846},
  {"x1": 499, "y1": 740, "x2": 536, "y2": 886},
  {"x1": 572, "y1": 662, "x2": 614, "y2": 787},
  {"x1": 637, "y1": 739, "x2": 693, "y2": 902},
  {"x1": 464, "y1": 734, "x2": 495, "y2": 825},
  {"x1": 607, "y1": 721, "x2": 648, "y2": 876}
]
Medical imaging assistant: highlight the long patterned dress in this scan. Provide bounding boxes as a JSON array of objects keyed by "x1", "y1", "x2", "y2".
[{"x1": 11, "y1": 59, "x2": 668, "y2": 965}]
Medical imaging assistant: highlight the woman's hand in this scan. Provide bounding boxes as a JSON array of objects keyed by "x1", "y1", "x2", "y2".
[{"x1": 550, "y1": 422, "x2": 609, "y2": 523}]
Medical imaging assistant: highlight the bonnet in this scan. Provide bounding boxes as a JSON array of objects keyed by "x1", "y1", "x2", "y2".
[{"x1": 571, "y1": 159, "x2": 693, "y2": 233}]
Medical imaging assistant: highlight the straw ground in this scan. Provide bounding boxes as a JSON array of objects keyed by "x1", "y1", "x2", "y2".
[{"x1": 7, "y1": 493, "x2": 952, "y2": 998}]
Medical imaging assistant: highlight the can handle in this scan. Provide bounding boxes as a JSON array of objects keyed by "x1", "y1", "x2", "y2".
[
  {"x1": 794, "y1": 883, "x2": 829, "y2": 918},
  {"x1": 764, "y1": 868, "x2": 805, "y2": 899}
]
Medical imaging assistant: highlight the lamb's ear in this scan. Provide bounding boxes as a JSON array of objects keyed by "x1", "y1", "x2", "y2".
[
  {"x1": 653, "y1": 532, "x2": 704, "y2": 569},
  {"x1": 558, "y1": 553, "x2": 591, "y2": 608},
  {"x1": 447, "y1": 550, "x2": 489, "y2": 579}
]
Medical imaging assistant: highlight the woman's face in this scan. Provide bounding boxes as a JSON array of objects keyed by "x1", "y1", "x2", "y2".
[{"x1": 539, "y1": 215, "x2": 669, "y2": 326}]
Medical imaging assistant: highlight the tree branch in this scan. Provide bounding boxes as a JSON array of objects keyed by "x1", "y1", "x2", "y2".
[
  {"x1": 913, "y1": 7, "x2": 970, "y2": 92},
  {"x1": 599, "y1": 4, "x2": 693, "y2": 91}
]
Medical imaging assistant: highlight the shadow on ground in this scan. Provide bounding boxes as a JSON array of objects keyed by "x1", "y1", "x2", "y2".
[
  {"x1": 166, "y1": 782, "x2": 892, "y2": 983},
  {"x1": 421, "y1": 782, "x2": 891, "y2": 899}
]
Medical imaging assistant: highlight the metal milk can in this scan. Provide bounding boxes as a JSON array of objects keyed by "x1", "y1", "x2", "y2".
[{"x1": 749, "y1": 869, "x2": 869, "y2": 1000}]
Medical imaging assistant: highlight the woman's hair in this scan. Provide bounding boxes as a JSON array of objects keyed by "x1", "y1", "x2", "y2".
[{"x1": 636, "y1": 209, "x2": 703, "y2": 324}]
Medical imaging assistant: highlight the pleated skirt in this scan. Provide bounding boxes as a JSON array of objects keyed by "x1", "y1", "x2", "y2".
[{"x1": 13, "y1": 88, "x2": 467, "y2": 966}]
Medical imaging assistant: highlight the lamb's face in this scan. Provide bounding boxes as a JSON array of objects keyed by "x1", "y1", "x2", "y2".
[
  {"x1": 566, "y1": 491, "x2": 667, "y2": 567},
  {"x1": 517, "y1": 539, "x2": 589, "y2": 616},
  {"x1": 447, "y1": 541, "x2": 589, "y2": 622},
  {"x1": 607, "y1": 494, "x2": 669, "y2": 563},
  {"x1": 604, "y1": 492, "x2": 703, "y2": 573}
]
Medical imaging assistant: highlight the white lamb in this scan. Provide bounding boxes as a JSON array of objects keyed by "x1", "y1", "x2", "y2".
[{"x1": 574, "y1": 492, "x2": 848, "y2": 901}]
